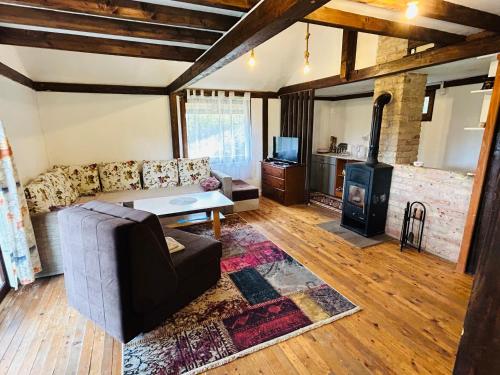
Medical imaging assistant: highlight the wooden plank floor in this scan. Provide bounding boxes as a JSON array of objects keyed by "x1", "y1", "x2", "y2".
[{"x1": 0, "y1": 198, "x2": 472, "y2": 374}]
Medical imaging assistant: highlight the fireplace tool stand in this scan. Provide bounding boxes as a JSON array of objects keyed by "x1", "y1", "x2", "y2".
[{"x1": 400, "y1": 201, "x2": 426, "y2": 252}]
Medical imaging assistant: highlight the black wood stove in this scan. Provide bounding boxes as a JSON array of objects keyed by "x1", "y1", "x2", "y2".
[{"x1": 341, "y1": 92, "x2": 393, "y2": 237}]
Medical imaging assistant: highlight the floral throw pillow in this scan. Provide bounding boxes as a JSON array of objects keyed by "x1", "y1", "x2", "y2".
[
  {"x1": 36, "y1": 168, "x2": 79, "y2": 206},
  {"x1": 56, "y1": 164, "x2": 101, "y2": 196},
  {"x1": 142, "y1": 159, "x2": 179, "y2": 189},
  {"x1": 178, "y1": 157, "x2": 210, "y2": 186},
  {"x1": 99, "y1": 161, "x2": 142, "y2": 192},
  {"x1": 24, "y1": 179, "x2": 59, "y2": 214}
]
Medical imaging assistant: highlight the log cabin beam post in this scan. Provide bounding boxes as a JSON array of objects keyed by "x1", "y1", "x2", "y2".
[
  {"x1": 166, "y1": 0, "x2": 331, "y2": 93},
  {"x1": 179, "y1": 94, "x2": 189, "y2": 158},
  {"x1": 262, "y1": 97, "x2": 269, "y2": 160},
  {"x1": 340, "y1": 30, "x2": 358, "y2": 81},
  {"x1": 456, "y1": 56, "x2": 500, "y2": 273},
  {"x1": 453, "y1": 57, "x2": 500, "y2": 374},
  {"x1": 169, "y1": 94, "x2": 181, "y2": 158}
]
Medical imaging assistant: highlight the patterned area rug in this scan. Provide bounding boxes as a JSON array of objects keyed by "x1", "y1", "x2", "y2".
[
  {"x1": 310, "y1": 191, "x2": 343, "y2": 213},
  {"x1": 122, "y1": 215, "x2": 359, "y2": 375}
]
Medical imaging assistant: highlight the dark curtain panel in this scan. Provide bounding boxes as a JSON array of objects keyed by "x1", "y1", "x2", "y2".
[{"x1": 279, "y1": 89, "x2": 315, "y2": 195}]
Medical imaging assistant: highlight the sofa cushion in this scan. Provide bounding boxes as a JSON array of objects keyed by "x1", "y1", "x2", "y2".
[
  {"x1": 232, "y1": 180, "x2": 259, "y2": 201},
  {"x1": 167, "y1": 228, "x2": 222, "y2": 281},
  {"x1": 56, "y1": 163, "x2": 101, "y2": 196},
  {"x1": 178, "y1": 157, "x2": 210, "y2": 186},
  {"x1": 36, "y1": 169, "x2": 79, "y2": 206},
  {"x1": 24, "y1": 179, "x2": 59, "y2": 214},
  {"x1": 142, "y1": 160, "x2": 179, "y2": 189},
  {"x1": 99, "y1": 161, "x2": 141, "y2": 192}
]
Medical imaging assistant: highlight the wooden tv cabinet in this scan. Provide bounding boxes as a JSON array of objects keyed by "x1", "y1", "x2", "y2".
[{"x1": 261, "y1": 161, "x2": 306, "y2": 206}]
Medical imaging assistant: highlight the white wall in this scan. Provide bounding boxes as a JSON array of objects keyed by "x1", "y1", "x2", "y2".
[
  {"x1": 267, "y1": 99, "x2": 281, "y2": 159},
  {"x1": 34, "y1": 92, "x2": 278, "y2": 187},
  {"x1": 313, "y1": 98, "x2": 372, "y2": 152},
  {"x1": 0, "y1": 47, "x2": 50, "y2": 185},
  {"x1": 249, "y1": 98, "x2": 263, "y2": 187},
  {"x1": 418, "y1": 84, "x2": 484, "y2": 172},
  {"x1": 36, "y1": 92, "x2": 173, "y2": 166},
  {"x1": 0, "y1": 77, "x2": 49, "y2": 183}
]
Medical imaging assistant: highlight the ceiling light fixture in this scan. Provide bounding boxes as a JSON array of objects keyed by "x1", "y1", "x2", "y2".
[
  {"x1": 248, "y1": 49, "x2": 256, "y2": 67},
  {"x1": 303, "y1": 23, "x2": 311, "y2": 74},
  {"x1": 406, "y1": 1, "x2": 419, "y2": 19}
]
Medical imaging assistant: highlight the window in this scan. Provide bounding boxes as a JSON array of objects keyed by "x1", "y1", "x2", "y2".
[
  {"x1": 185, "y1": 91, "x2": 252, "y2": 179},
  {"x1": 422, "y1": 87, "x2": 436, "y2": 121}
]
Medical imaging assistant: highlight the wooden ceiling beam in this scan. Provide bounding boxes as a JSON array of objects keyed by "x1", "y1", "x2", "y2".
[
  {"x1": 177, "y1": 1, "x2": 466, "y2": 44},
  {"x1": 340, "y1": 30, "x2": 358, "y2": 81},
  {"x1": 1, "y1": 0, "x2": 238, "y2": 32},
  {"x1": 33, "y1": 82, "x2": 167, "y2": 95},
  {"x1": 351, "y1": 0, "x2": 500, "y2": 33},
  {"x1": 0, "y1": 27, "x2": 204, "y2": 62},
  {"x1": 175, "y1": 0, "x2": 259, "y2": 12},
  {"x1": 0, "y1": 61, "x2": 34, "y2": 88},
  {"x1": 167, "y1": 0, "x2": 331, "y2": 94},
  {"x1": 0, "y1": 4, "x2": 221, "y2": 46},
  {"x1": 305, "y1": 7, "x2": 465, "y2": 45},
  {"x1": 278, "y1": 33, "x2": 500, "y2": 95}
]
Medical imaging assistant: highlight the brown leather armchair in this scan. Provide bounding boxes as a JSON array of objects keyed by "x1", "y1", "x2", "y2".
[{"x1": 58, "y1": 201, "x2": 222, "y2": 343}]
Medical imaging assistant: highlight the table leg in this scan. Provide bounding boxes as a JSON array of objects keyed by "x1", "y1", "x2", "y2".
[{"x1": 212, "y1": 209, "x2": 221, "y2": 240}]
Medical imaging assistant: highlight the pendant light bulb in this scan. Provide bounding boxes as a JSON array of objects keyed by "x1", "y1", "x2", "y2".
[
  {"x1": 248, "y1": 49, "x2": 256, "y2": 67},
  {"x1": 303, "y1": 61, "x2": 311, "y2": 74},
  {"x1": 405, "y1": 1, "x2": 419, "y2": 19}
]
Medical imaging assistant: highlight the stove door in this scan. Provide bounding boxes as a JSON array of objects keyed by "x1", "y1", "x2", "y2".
[{"x1": 344, "y1": 181, "x2": 368, "y2": 220}]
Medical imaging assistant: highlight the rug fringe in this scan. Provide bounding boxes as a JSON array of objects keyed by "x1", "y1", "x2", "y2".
[{"x1": 183, "y1": 305, "x2": 361, "y2": 375}]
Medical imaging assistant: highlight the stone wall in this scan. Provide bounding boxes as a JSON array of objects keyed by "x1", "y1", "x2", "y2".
[
  {"x1": 385, "y1": 165, "x2": 474, "y2": 262},
  {"x1": 376, "y1": 36, "x2": 409, "y2": 64},
  {"x1": 374, "y1": 73, "x2": 427, "y2": 165},
  {"x1": 374, "y1": 36, "x2": 427, "y2": 165}
]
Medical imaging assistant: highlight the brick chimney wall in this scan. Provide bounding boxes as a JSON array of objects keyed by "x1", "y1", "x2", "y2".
[{"x1": 374, "y1": 37, "x2": 427, "y2": 165}]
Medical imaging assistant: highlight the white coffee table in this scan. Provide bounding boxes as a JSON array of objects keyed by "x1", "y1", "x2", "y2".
[{"x1": 123, "y1": 191, "x2": 234, "y2": 239}]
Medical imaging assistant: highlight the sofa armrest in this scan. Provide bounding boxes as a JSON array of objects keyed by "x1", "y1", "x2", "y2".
[
  {"x1": 31, "y1": 210, "x2": 64, "y2": 278},
  {"x1": 211, "y1": 169, "x2": 232, "y2": 200}
]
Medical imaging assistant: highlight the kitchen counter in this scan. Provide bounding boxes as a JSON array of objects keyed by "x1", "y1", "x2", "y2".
[{"x1": 312, "y1": 153, "x2": 366, "y2": 162}]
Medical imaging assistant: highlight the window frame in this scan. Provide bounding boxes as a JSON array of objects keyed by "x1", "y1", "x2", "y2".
[{"x1": 422, "y1": 87, "x2": 436, "y2": 122}]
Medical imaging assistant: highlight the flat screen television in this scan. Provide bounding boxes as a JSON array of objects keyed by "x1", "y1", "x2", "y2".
[{"x1": 273, "y1": 136, "x2": 299, "y2": 163}]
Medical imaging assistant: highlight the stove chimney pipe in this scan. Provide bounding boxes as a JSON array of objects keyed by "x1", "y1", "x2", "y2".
[{"x1": 367, "y1": 92, "x2": 392, "y2": 166}]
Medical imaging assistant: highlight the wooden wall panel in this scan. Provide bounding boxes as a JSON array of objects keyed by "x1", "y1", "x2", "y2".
[
  {"x1": 279, "y1": 89, "x2": 315, "y2": 196},
  {"x1": 453, "y1": 93, "x2": 500, "y2": 374}
]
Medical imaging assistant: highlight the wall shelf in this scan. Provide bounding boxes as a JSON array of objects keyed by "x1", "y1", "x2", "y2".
[{"x1": 471, "y1": 89, "x2": 493, "y2": 94}]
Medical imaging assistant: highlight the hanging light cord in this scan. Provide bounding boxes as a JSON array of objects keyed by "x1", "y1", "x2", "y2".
[{"x1": 304, "y1": 23, "x2": 310, "y2": 64}]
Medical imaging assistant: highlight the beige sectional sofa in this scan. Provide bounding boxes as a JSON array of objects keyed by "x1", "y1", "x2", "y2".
[{"x1": 24, "y1": 157, "x2": 232, "y2": 278}]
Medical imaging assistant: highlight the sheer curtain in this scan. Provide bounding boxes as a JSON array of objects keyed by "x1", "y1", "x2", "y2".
[{"x1": 186, "y1": 90, "x2": 252, "y2": 179}]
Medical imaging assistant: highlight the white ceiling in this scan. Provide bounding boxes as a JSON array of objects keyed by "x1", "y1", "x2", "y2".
[{"x1": 12, "y1": 47, "x2": 191, "y2": 86}]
